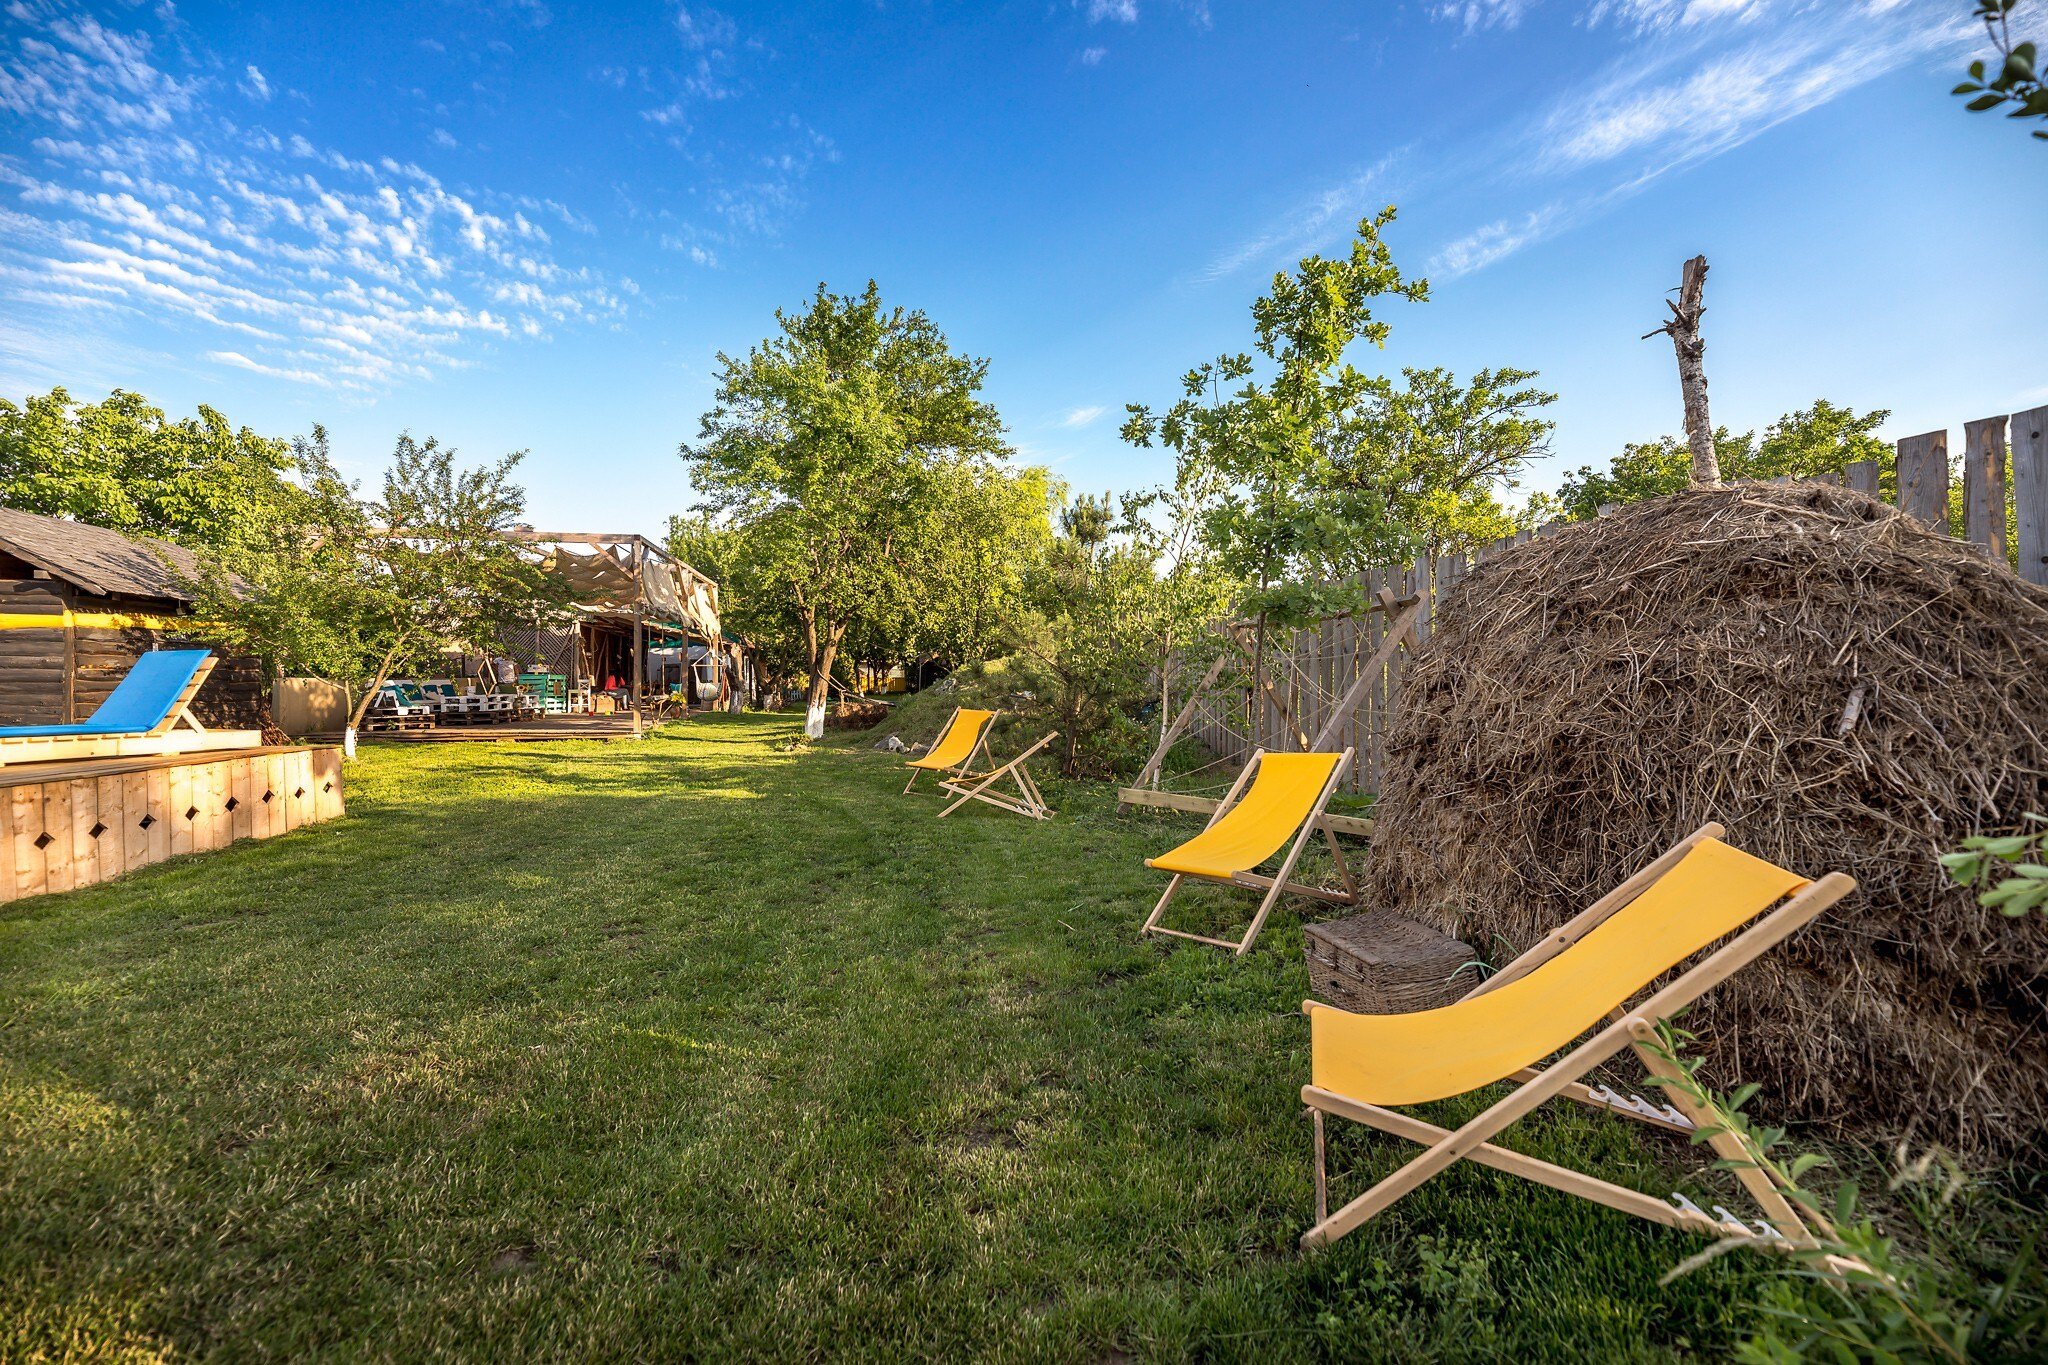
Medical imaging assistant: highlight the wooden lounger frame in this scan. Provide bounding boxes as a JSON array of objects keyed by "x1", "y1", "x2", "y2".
[
  {"x1": 1300, "y1": 823, "x2": 1858, "y2": 1260},
  {"x1": 0, "y1": 657, "x2": 263, "y2": 768},
  {"x1": 902, "y1": 706, "x2": 999, "y2": 796},
  {"x1": 1141, "y1": 745, "x2": 1358, "y2": 957},
  {"x1": 939, "y1": 730, "x2": 1060, "y2": 821}
]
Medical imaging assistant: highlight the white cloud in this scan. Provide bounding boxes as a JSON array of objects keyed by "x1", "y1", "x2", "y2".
[
  {"x1": 1083, "y1": 0, "x2": 1138, "y2": 23},
  {"x1": 206, "y1": 349, "x2": 333, "y2": 386},
  {"x1": 1411, "y1": 0, "x2": 1968, "y2": 278},
  {"x1": 672, "y1": 3, "x2": 737, "y2": 51},
  {"x1": 238, "y1": 63, "x2": 271, "y2": 102},
  {"x1": 1197, "y1": 153, "x2": 1400, "y2": 283},
  {"x1": 1429, "y1": 207, "x2": 1564, "y2": 278},
  {"x1": 430, "y1": 126, "x2": 459, "y2": 149},
  {"x1": 1540, "y1": 5, "x2": 1960, "y2": 172},
  {"x1": 1058, "y1": 405, "x2": 1106, "y2": 428},
  {"x1": 1080, "y1": 46, "x2": 1107, "y2": 65},
  {"x1": 0, "y1": 4, "x2": 624, "y2": 394},
  {"x1": 1431, "y1": 0, "x2": 1530, "y2": 31},
  {"x1": 660, "y1": 233, "x2": 717, "y2": 266}
]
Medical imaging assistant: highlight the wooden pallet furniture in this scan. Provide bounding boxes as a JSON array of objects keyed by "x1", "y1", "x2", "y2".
[
  {"x1": 1140, "y1": 747, "x2": 1358, "y2": 956},
  {"x1": 3, "y1": 745, "x2": 344, "y2": 901},
  {"x1": 1299, "y1": 825, "x2": 1856, "y2": 1256},
  {"x1": 0, "y1": 650, "x2": 261, "y2": 767}
]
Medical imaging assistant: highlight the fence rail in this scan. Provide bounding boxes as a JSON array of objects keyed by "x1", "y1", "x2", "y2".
[{"x1": 1177, "y1": 403, "x2": 2048, "y2": 795}]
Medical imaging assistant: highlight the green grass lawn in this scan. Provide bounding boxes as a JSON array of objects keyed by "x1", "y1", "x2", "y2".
[{"x1": 2, "y1": 713, "x2": 1779, "y2": 1362}]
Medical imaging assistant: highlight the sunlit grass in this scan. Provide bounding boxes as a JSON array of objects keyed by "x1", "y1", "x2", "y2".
[{"x1": 1, "y1": 713, "x2": 1774, "y2": 1361}]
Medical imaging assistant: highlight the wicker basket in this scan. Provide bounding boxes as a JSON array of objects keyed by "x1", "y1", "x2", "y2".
[{"x1": 1305, "y1": 912, "x2": 1479, "y2": 1014}]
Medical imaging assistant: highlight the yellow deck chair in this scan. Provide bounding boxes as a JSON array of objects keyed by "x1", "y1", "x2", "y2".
[
  {"x1": 938, "y1": 730, "x2": 1060, "y2": 821},
  {"x1": 1299, "y1": 824, "x2": 1856, "y2": 1256},
  {"x1": 1140, "y1": 747, "x2": 1357, "y2": 956},
  {"x1": 903, "y1": 707, "x2": 998, "y2": 795}
]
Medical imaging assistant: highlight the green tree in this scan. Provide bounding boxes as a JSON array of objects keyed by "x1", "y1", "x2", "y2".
[
  {"x1": 666, "y1": 514, "x2": 808, "y2": 702},
  {"x1": 848, "y1": 460, "x2": 1053, "y2": 683},
  {"x1": 1555, "y1": 400, "x2": 1891, "y2": 522},
  {"x1": 0, "y1": 387, "x2": 295, "y2": 550},
  {"x1": 1019, "y1": 494, "x2": 1196, "y2": 778},
  {"x1": 681, "y1": 282, "x2": 1012, "y2": 736},
  {"x1": 1344, "y1": 365, "x2": 1558, "y2": 561},
  {"x1": 188, "y1": 428, "x2": 563, "y2": 734},
  {"x1": 1955, "y1": 1, "x2": 2047, "y2": 140},
  {"x1": 1122, "y1": 207, "x2": 1430, "y2": 635}
]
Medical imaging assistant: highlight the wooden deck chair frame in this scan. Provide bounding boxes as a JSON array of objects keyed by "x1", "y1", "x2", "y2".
[
  {"x1": 902, "y1": 706, "x2": 999, "y2": 795},
  {"x1": 1141, "y1": 745, "x2": 1358, "y2": 957},
  {"x1": 938, "y1": 730, "x2": 1060, "y2": 821},
  {"x1": 0, "y1": 656, "x2": 263, "y2": 767},
  {"x1": 1299, "y1": 822, "x2": 1858, "y2": 1259}
]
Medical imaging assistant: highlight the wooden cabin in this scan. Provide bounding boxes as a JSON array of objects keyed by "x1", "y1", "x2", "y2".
[{"x1": 0, "y1": 506, "x2": 264, "y2": 729}]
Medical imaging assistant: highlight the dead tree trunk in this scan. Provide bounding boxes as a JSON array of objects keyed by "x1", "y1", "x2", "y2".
[{"x1": 1646, "y1": 254, "x2": 1718, "y2": 487}]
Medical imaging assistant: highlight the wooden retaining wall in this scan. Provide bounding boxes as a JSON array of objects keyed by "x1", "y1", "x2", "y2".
[
  {"x1": 2, "y1": 746, "x2": 344, "y2": 902},
  {"x1": 1181, "y1": 403, "x2": 2048, "y2": 795}
]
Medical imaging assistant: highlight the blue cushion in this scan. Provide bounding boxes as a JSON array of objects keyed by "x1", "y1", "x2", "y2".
[{"x1": 0, "y1": 650, "x2": 211, "y2": 739}]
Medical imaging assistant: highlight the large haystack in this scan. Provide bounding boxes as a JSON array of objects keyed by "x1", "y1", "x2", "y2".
[{"x1": 1369, "y1": 483, "x2": 2048, "y2": 1156}]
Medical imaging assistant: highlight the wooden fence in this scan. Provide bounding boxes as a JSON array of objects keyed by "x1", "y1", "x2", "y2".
[{"x1": 1178, "y1": 403, "x2": 2048, "y2": 795}]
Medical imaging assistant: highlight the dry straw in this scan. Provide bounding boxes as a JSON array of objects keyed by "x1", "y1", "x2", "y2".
[{"x1": 1369, "y1": 483, "x2": 2048, "y2": 1156}]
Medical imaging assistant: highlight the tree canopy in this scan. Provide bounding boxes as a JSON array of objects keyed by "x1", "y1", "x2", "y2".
[
  {"x1": 188, "y1": 429, "x2": 564, "y2": 729},
  {"x1": 1554, "y1": 400, "x2": 1892, "y2": 522},
  {"x1": 0, "y1": 386, "x2": 295, "y2": 551},
  {"x1": 680, "y1": 281, "x2": 1043, "y2": 731}
]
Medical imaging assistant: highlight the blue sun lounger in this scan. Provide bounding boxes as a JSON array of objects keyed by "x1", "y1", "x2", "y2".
[{"x1": 0, "y1": 650, "x2": 263, "y2": 767}]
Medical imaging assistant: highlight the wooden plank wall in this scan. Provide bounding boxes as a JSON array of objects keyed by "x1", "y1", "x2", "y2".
[
  {"x1": 0, "y1": 581, "x2": 267, "y2": 728},
  {"x1": 2, "y1": 747, "x2": 343, "y2": 902},
  {"x1": 1177, "y1": 404, "x2": 2047, "y2": 796}
]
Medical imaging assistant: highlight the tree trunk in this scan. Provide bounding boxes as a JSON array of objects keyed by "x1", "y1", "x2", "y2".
[
  {"x1": 803, "y1": 624, "x2": 844, "y2": 740},
  {"x1": 347, "y1": 637, "x2": 410, "y2": 732},
  {"x1": 1651, "y1": 254, "x2": 1717, "y2": 486}
]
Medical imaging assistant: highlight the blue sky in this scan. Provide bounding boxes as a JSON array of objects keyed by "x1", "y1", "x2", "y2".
[{"x1": 2, "y1": 0, "x2": 2044, "y2": 532}]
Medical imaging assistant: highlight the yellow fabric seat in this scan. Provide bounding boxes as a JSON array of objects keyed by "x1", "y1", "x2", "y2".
[
  {"x1": 1296, "y1": 827, "x2": 1855, "y2": 1254},
  {"x1": 1146, "y1": 752, "x2": 1345, "y2": 880},
  {"x1": 1309, "y1": 838, "x2": 1807, "y2": 1106},
  {"x1": 906, "y1": 709, "x2": 995, "y2": 772}
]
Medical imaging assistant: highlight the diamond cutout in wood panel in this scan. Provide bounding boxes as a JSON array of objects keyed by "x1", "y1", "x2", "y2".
[
  {"x1": 294, "y1": 786, "x2": 306, "y2": 798},
  {"x1": 89, "y1": 821, "x2": 107, "y2": 839},
  {"x1": 262, "y1": 790, "x2": 274, "y2": 803},
  {"x1": 139, "y1": 814, "x2": 156, "y2": 829},
  {"x1": 33, "y1": 832, "x2": 53, "y2": 850},
  {"x1": 225, "y1": 796, "x2": 240, "y2": 812},
  {"x1": 184, "y1": 806, "x2": 199, "y2": 821}
]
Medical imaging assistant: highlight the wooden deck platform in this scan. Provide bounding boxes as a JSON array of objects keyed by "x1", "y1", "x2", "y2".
[
  {"x1": 4, "y1": 745, "x2": 344, "y2": 902},
  {"x1": 314, "y1": 715, "x2": 650, "y2": 745}
]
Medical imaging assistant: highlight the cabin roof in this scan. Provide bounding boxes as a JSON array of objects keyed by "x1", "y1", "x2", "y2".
[{"x1": 0, "y1": 505, "x2": 202, "y2": 602}]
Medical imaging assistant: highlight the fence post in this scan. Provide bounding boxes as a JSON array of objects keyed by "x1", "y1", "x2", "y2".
[
  {"x1": 2011, "y1": 404, "x2": 2047, "y2": 587},
  {"x1": 1896, "y1": 429, "x2": 1949, "y2": 527},
  {"x1": 1961, "y1": 416, "x2": 2009, "y2": 559},
  {"x1": 1845, "y1": 460, "x2": 1881, "y2": 496}
]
